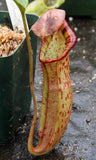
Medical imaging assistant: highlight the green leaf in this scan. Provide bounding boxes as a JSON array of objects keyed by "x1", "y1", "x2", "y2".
[{"x1": 14, "y1": 0, "x2": 29, "y2": 13}]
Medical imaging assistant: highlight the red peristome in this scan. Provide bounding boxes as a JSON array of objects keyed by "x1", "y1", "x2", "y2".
[{"x1": 32, "y1": 9, "x2": 65, "y2": 38}]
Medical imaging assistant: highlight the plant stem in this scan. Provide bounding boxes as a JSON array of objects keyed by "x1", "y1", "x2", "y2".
[{"x1": 21, "y1": 12, "x2": 37, "y2": 121}]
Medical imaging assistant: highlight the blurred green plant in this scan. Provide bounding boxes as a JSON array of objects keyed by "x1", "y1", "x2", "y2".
[{"x1": 25, "y1": 0, "x2": 65, "y2": 16}]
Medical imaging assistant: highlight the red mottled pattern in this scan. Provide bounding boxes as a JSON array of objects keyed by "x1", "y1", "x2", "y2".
[
  {"x1": 28, "y1": 9, "x2": 76, "y2": 156},
  {"x1": 43, "y1": 54, "x2": 73, "y2": 150}
]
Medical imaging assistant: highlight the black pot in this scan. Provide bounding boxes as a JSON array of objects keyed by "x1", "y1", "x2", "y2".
[{"x1": 0, "y1": 11, "x2": 38, "y2": 143}]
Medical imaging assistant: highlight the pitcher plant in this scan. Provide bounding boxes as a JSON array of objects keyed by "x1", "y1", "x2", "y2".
[
  {"x1": 26, "y1": 0, "x2": 65, "y2": 16},
  {"x1": 28, "y1": 9, "x2": 77, "y2": 155}
]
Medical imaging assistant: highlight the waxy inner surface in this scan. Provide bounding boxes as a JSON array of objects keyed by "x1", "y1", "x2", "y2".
[{"x1": 40, "y1": 29, "x2": 66, "y2": 61}]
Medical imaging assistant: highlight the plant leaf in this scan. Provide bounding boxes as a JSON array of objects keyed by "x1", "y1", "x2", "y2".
[{"x1": 14, "y1": 0, "x2": 29, "y2": 13}]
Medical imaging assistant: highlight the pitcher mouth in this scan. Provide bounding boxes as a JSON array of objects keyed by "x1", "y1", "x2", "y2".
[
  {"x1": 32, "y1": 9, "x2": 77, "y2": 63},
  {"x1": 39, "y1": 20, "x2": 77, "y2": 63}
]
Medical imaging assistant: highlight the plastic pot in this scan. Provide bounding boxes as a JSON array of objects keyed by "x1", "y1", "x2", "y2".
[{"x1": 0, "y1": 11, "x2": 38, "y2": 143}]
